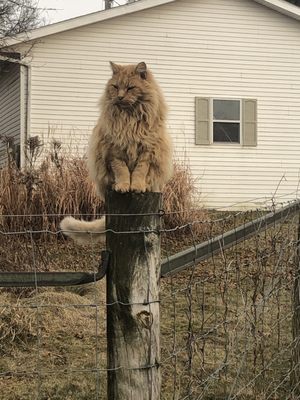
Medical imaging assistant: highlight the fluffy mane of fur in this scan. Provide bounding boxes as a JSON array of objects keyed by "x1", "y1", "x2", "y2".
[
  {"x1": 88, "y1": 61, "x2": 173, "y2": 198},
  {"x1": 60, "y1": 61, "x2": 173, "y2": 244}
]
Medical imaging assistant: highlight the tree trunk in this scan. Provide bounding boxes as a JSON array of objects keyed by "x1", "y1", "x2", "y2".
[{"x1": 106, "y1": 191, "x2": 161, "y2": 400}]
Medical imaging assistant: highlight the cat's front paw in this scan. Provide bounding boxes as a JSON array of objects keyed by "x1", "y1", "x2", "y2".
[
  {"x1": 113, "y1": 181, "x2": 130, "y2": 193},
  {"x1": 130, "y1": 179, "x2": 146, "y2": 193}
]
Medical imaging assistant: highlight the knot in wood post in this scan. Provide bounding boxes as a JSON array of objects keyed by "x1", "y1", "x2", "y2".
[{"x1": 106, "y1": 191, "x2": 162, "y2": 400}]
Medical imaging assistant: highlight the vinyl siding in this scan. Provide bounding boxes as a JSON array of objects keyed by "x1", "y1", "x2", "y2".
[
  {"x1": 0, "y1": 63, "x2": 21, "y2": 167},
  {"x1": 26, "y1": 0, "x2": 300, "y2": 209}
]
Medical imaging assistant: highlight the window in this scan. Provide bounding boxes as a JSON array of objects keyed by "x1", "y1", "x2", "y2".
[
  {"x1": 195, "y1": 97, "x2": 257, "y2": 146},
  {"x1": 213, "y1": 99, "x2": 240, "y2": 143}
]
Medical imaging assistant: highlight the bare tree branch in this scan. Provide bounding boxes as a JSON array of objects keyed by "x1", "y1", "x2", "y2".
[{"x1": 0, "y1": 0, "x2": 43, "y2": 39}]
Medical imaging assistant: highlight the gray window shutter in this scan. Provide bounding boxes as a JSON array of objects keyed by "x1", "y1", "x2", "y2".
[
  {"x1": 242, "y1": 99, "x2": 257, "y2": 146},
  {"x1": 195, "y1": 97, "x2": 210, "y2": 145}
]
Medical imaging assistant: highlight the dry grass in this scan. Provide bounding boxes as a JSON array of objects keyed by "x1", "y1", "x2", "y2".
[
  {"x1": 0, "y1": 138, "x2": 208, "y2": 236},
  {"x1": 0, "y1": 222, "x2": 297, "y2": 399},
  {"x1": 0, "y1": 286, "x2": 107, "y2": 400},
  {"x1": 0, "y1": 139, "x2": 103, "y2": 233},
  {"x1": 0, "y1": 138, "x2": 215, "y2": 399},
  {"x1": 163, "y1": 161, "x2": 207, "y2": 234},
  {"x1": 0, "y1": 200, "x2": 297, "y2": 398}
]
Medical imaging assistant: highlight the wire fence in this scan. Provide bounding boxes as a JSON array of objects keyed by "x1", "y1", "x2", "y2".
[
  {"x1": 161, "y1": 204, "x2": 299, "y2": 399},
  {"x1": 0, "y1": 196, "x2": 300, "y2": 399}
]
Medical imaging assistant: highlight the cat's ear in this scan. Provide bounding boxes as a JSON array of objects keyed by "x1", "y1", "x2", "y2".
[
  {"x1": 135, "y1": 62, "x2": 147, "y2": 80},
  {"x1": 110, "y1": 61, "x2": 120, "y2": 75}
]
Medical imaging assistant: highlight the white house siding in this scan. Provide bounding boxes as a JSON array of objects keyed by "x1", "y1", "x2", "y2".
[
  {"x1": 0, "y1": 63, "x2": 20, "y2": 167},
  {"x1": 25, "y1": 0, "x2": 300, "y2": 209}
]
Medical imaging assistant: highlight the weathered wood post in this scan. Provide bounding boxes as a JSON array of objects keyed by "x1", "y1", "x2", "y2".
[
  {"x1": 106, "y1": 190, "x2": 162, "y2": 400},
  {"x1": 292, "y1": 213, "x2": 300, "y2": 393}
]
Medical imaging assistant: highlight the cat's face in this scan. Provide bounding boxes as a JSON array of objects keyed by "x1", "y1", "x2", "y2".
[{"x1": 106, "y1": 62, "x2": 149, "y2": 110}]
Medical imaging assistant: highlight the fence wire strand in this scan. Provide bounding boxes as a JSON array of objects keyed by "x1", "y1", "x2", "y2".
[{"x1": 1, "y1": 198, "x2": 300, "y2": 399}]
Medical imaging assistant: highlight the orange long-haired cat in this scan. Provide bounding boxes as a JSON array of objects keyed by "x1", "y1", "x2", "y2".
[{"x1": 60, "y1": 61, "x2": 173, "y2": 244}]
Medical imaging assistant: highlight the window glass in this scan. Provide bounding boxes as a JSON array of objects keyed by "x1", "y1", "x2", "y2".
[
  {"x1": 213, "y1": 122, "x2": 240, "y2": 143},
  {"x1": 213, "y1": 100, "x2": 240, "y2": 120},
  {"x1": 213, "y1": 99, "x2": 240, "y2": 143}
]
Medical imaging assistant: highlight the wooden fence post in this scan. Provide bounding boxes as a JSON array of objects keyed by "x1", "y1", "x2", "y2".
[
  {"x1": 106, "y1": 190, "x2": 162, "y2": 400},
  {"x1": 292, "y1": 213, "x2": 300, "y2": 393}
]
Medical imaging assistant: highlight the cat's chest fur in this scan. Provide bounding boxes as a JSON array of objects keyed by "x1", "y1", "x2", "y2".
[
  {"x1": 106, "y1": 126, "x2": 146, "y2": 170},
  {"x1": 107, "y1": 116, "x2": 148, "y2": 165}
]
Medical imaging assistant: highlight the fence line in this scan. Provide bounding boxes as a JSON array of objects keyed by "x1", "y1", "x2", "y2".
[
  {"x1": 161, "y1": 198, "x2": 300, "y2": 276},
  {"x1": 1, "y1": 195, "x2": 300, "y2": 399},
  {"x1": 1, "y1": 199, "x2": 299, "y2": 287}
]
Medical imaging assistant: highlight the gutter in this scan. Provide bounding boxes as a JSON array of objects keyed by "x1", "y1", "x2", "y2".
[{"x1": 20, "y1": 64, "x2": 30, "y2": 168}]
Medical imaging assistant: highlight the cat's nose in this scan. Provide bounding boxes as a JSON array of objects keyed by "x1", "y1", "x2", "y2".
[{"x1": 118, "y1": 90, "x2": 125, "y2": 100}]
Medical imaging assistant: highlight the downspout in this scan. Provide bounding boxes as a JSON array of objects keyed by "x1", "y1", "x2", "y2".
[{"x1": 20, "y1": 63, "x2": 31, "y2": 168}]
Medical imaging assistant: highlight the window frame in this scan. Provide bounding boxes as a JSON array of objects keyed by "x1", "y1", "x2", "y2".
[
  {"x1": 210, "y1": 98, "x2": 242, "y2": 145},
  {"x1": 195, "y1": 97, "x2": 257, "y2": 147}
]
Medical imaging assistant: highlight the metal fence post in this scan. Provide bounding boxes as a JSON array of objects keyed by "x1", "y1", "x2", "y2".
[{"x1": 106, "y1": 190, "x2": 162, "y2": 400}]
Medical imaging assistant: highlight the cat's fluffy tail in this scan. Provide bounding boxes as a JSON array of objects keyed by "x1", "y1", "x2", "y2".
[{"x1": 60, "y1": 216, "x2": 106, "y2": 245}]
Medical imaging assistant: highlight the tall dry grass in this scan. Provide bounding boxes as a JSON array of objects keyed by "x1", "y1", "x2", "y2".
[
  {"x1": 0, "y1": 138, "x2": 207, "y2": 236},
  {"x1": 0, "y1": 138, "x2": 103, "y2": 233},
  {"x1": 163, "y1": 161, "x2": 206, "y2": 232}
]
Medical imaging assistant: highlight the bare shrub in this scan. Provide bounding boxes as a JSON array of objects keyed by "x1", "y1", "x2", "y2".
[
  {"x1": 0, "y1": 140, "x2": 207, "y2": 236},
  {"x1": 0, "y1": 139, "x2": 103, "y2": 233},
  {"x1": 163, "y1": 161, "x2": 208, "y2": 237}
]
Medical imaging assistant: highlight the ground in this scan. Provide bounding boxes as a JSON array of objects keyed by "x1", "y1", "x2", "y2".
[{"x1": 0, "y1": 211, "x2": 299, "y2": 399}]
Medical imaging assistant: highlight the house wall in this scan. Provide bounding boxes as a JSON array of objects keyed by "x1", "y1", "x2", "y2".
[
  {"x1": 26, "y1": 0, "x2": 300, "y2": 209},
  {"x1": 0, "y1": 63, "x2": 21, "y2": 167}
]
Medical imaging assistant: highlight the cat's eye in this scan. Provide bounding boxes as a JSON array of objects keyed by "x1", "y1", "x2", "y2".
[
  {"x1": 112, "y1": 84, "x2": 119, "y2": 89},
  {"x1": 127, "y1": 86, "x2": 135, "y2": 91}
]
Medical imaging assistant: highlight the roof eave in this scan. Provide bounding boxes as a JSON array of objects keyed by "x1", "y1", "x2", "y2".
[
  {"x1": 1, "y1": 0, "x2": 176, "y2": 48},
  {"x1": 2, "y1": 0, "x2": 300, "y2": 50},
  {"x1": 253, "y1": 0, "x2": 300, "y2": 21}
]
